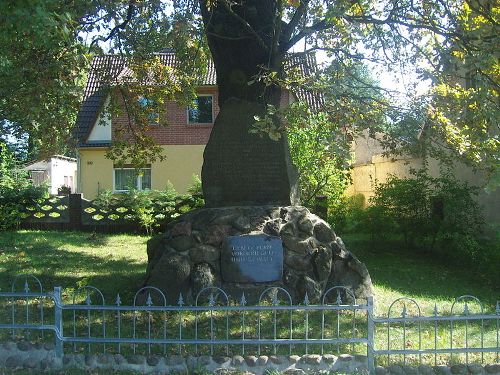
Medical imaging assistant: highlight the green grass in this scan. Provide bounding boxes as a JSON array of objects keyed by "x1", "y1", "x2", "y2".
[
  {"x1": 0, "y1": 230, "x2": 148, "y2": 303},
  {"x1": 0, "y1": 230, "x2": 498, "y2": 366},
  {"x1": 1, "y1": 230, "x2": 498, "y2": 312},
  {"x1": 342, "y1": 234, "x2": 500, "y2": 315}
]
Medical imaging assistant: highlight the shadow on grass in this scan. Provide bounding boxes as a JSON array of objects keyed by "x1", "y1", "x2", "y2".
[
  {"x1": 0, "y1": 231, "x2": 148, "y2": 303},
  {"x1": 0, "y1": 230, "x2": 113, "y2": 249},
  {"x1": 343, "y1": 234, "x2": 500, "y2": 307}
]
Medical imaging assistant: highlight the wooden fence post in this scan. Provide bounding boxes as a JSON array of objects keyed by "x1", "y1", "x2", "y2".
[{"x1": 314, "y1": 195, "x2": 328, "y2": 220}]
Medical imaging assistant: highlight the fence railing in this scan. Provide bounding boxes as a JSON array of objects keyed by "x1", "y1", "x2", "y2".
[{"x1": 1, "y1": 274, "x2": 499, "y2": 373}]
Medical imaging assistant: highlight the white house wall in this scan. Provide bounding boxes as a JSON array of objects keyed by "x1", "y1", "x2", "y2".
[
  {"x1": 87, "y1": 96, "x2": 111, "y2": 142},
  {"x1": 50, "y1": 158, "x2": 78, "y2": 194}
]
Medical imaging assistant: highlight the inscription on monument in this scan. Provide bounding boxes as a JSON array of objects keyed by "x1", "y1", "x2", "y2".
[{"x1": 221, "y1": 234, "x2": 283, "y2": 283}]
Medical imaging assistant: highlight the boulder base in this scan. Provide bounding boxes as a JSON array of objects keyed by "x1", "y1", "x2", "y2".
[{"x1": 143, "y1": 206, "x2": 373, "y2": 303}]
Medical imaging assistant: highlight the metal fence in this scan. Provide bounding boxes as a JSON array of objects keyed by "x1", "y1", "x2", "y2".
[{"x1": 0, "y1": 274, "x2": 499, "y2": 373}]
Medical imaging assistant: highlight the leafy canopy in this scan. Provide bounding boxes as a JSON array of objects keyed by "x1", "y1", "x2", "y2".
[{"x1": 0, "y1": 0, "x2": 497, "y2": 179}]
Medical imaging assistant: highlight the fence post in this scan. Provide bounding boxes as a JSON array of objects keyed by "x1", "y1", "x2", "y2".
[
  {"x1": 314, "y1": 195, "x2": 328, "y2": 220},
  {"x1": 53, "y1": 287, "x2": 63, "y2": 358},
  {"x1": 69, "y1": 193, "x2": 83, "y2": 230},
  {"x1": 367, "y1": 296, "x2": 375, "y2": 374}
]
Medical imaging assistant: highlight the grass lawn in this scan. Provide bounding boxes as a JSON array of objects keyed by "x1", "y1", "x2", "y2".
[
  {"x1": 0, "y1": 230, "x2": 149, "y2": 304},
  {"x1": 0, "y1": 230, "x2": 498, "y2": 368},
  {"x1": 342, "y1": 234, "x2": 500, "y2": 315},
  {"x1": 0, "y1": 230, "x2": 498, "y2": 312}
]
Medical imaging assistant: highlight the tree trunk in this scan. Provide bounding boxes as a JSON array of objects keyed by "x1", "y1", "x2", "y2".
[{"x1": 199, "y1": 1, "x2": 299, "y2": 207}]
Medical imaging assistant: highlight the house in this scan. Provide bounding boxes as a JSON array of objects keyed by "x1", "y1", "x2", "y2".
[
  {"x1": 24, "y1": 155, "x2": 77, "y2": 195},
  {"x1": 74, "y1": 52, "x2": 322, "y2": 200},
  {"x1": 347, "y1": 131, "x2": 500, "y2": 225}
]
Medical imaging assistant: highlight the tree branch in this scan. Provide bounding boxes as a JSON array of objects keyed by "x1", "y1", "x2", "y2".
[
  {"x1": 281, "y1": 19, "x2": 330, "y2": 52},
  {"x1": 89, "y1": 0, "x2": 136, "y2": 49},
  {"x1": 281, "y1": 0, "x2": 310, "y2": 48}
]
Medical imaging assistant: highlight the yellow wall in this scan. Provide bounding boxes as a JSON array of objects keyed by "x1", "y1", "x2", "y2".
[
  {"x1": 79, "y1": 149, "x2": 114, "y2": 199},
  {"x1": 78, "y1": 145, "x2": 205, "y2": 200},
  {"x1": 348, "y1": 153, "x2": 500, "y2": 225},
  {"x1": 347, "y1": 155, "x2": 424, "y2": 200}
]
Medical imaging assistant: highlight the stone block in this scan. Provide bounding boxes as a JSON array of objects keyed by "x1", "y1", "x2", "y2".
[
  {"x1": 451, "y1": 364, "x2": 468, "y2": 374},
  {"x1": 402, "y1": 365, "x2": 418, "y2": 374},
  {"x1": 97, "y1": 353, "x2": 110, "y2": 364},
  {"x1": 197, "y1": 355, "x2": 213, "y2": 366},
  {"x1": 5, "y1": 355, "x2": 22, "y2": 369},
  {"x1": 114, "y1": 354, "x2": 126, "y2": 365},
  {"x1": 189, "y1": 244, "x2": 220, "y2": 263},
  {"x1": 418, "y1": 364, "x2": 435, "y2": 375},
  {"x1": 63, "y1": 354, "x2": 73, "y2": 365},
  {"x1": 167, "y1": 355, "x2": 185, "y2": 366},
  {"x1": 338, "y1": 354, "x2": 354, "y2": 362},
  {"x1": 314, "y1": 222, "x2": 336, "y2": 244},
  {"x1": 301, "y1": 354, "x2": 321, "y2": 365},
  {"x1": 23, "y1": 356, "x2": 38, "y2": 369},
  {"x1": 2, "y1": 341, "x2": 16, "y2": 350},
  {"x1": 85, "y1": 354, "x2": 96, "y2": 366},
  {"x1": 433, "y1": 365, "x2": 452, "y2": 375},
  {"x1": 40, "y1": 358, "x2": 52, "y2": 370},
  {"x1": 322, "y1": 354, "x2": 337, "y2": 364},
  {"x1": 147, "y1": 355, "x2": 161, "y2": 366},
  {"x1": 257, "y1": 355, "x2": 268, "y2": 366},
  {"x1": 232, "y1": 355, "x2": 245, "y2": 366},
  {"x1": 468, "y1": 363, "x2": 484, "y2": 374},
  {"x1": 387, "y1": 364, "x2": 404, "y2": 375},
  {"x1": 269, "y1": 355, "x2": 286, "y2": 365},
  {"x1": 17, "y1": 340, "x2": 32, "y2": 351},
  {"x1": 214, "y1": 356, "x2": 231, "y2": 365},
  {"x1": 297, "y1": 217, "x2": 313, "y2": 235},
  {"x1": 245, "y1": 356, "x2": 258, "y2": 367},
  {"x1": 485, "y1": 364, "x2": 500, "y2": 374},
  {"x1": 127, "y1": 354, "x2": 146, "y2": 365}
]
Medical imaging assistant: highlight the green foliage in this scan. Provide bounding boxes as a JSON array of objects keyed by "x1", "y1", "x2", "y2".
[
  {"x1": 369, "y1": 170, "x2": 484, "y2": 249},
  {"x1": 0, "y1": 143, "x2": 49, "y2": 230},
  {"x1": 285, "y1": 102, "x2": 350, "y2": 206},
  {"x1": 0, "y1": 0, "x2": 88, "y2": 157},
  {"x1": 0, "y1": 0, "x2": 496, "y2": 181},
  {"x1": 91, "y1": 178, "x2": 204, "y2": 233},
  {"x1": 187, "y1": 174, "x2": 203, "y2": 196},
  {"x1": 328, "y1": 193, "x2": 366, "y2": 233},
  {"x1": 342, "y1": 169, "x2": 496, "y2": 277},
  {"x1": 57, "y1": 185, "x2": 72, "y2": 195}
]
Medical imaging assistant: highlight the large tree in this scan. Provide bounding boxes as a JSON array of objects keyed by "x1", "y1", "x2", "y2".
[{"x1": 1, "y1": 0, "x2": 498, "y2": 187}]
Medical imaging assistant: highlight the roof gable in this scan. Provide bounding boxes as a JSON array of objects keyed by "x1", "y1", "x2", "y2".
[{"x1": 75, "y1": 52, "x2": 323, "y2": 147}]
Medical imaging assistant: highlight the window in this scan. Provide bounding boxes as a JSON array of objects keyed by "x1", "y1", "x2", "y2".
[
  {"x1": 188, "y1": 95, "x2": 213, "y2": 124},
  {"x1": 114, "y1": 167, "x2": 151, "y2": 192},
  {"x1": 138, "y1": 96, "x2": 159, "y2": 124}
]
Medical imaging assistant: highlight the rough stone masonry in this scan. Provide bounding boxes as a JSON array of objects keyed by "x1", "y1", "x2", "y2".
[
  {"x1": 2, "y1": 340, "x2": 500, "y2": 374},
  {"x1": 144, "y1": 205, "x2": 373, "y2": 303}
]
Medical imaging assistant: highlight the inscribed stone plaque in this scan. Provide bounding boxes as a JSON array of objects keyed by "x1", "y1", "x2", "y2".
[{"x1": 221, "y1": 234, "x2": 283, "y2": 283}]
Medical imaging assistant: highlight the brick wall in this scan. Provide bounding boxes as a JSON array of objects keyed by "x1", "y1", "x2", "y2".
[
  {"x1": 112, "y1": 87, "x2": 219, "y2": 146},
  {"x1": 111, "y1": 87, "x2": 291, "y2": 146}
]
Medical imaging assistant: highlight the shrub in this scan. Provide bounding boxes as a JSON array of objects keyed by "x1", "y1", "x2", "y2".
[
  {"x1": 91, "y1": 178, "x2": 204, "y2": 233},
  {"x1": 359, "y1": 168, "x2": 489, "y2": 276},
  {"x1": 328, "y1": 193, "x2": 366, "y2": 233},
  {"x1": 0, "y1": 143, "x2": 49, "y2": 230},
  {"x1": 57, "y1": 185, "x2": 71, "y2": 195}
]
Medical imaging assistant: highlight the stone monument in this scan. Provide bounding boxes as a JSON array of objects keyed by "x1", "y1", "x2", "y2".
[{"x1": 143, "y1": 98, "x2": 373, "y2": 303}]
